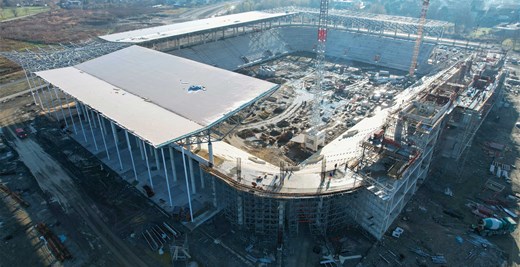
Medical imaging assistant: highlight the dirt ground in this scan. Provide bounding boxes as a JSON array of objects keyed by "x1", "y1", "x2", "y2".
[{"x1": 360, "y1": 52, "x2": 520, "y2": 267}]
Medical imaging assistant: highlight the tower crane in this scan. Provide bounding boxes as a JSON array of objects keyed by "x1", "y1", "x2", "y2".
[
  {"x1": 305, "y1": 0, "x2": 330, "y2": 151},
  {"x1": 310, "y1": 0, "x2": 329, "y2": 127},
  {"x1": 409, "y1": 0, "x2": 430, "y2": 77}
]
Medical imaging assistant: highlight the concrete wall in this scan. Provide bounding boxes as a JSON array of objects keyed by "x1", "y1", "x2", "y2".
[{"x1": 170, "y1": 26, "x2": 436, "y2": 74}]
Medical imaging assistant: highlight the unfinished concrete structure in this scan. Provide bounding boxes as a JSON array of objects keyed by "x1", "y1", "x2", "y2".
[{"x1": 3, "y1": 10, "x2": 506, "y2": 241}]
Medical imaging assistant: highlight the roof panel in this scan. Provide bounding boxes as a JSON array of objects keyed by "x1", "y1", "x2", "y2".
[
  {"x1": 99, "y1": 11, "x2": 291, "y2": 43},
  {"x1": 36, "y1": 67, "x2": 203, "y2": 147},
  {"x1": 75, "y1": 45, "x2": 277, "y2": 126}
]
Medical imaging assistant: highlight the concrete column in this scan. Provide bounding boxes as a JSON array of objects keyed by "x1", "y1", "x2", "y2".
[
  {"x1": 199, "y1": 166, "x2": 205, "y2": 189},
  {"x1": 84, "y1": 105, "x2": 98, "y2": 151},
  {"x1": 212, "y1": 177, "x2": 217, "y2": 208},
  {"x1": 182, "y1": 148, "x2": 194, "y2": 222},
  {"x1": 97, "y1": 112, "x2": 110, "y2": 160},
  {"x1": 278, "y1": 201, "x2": 285, "y2": 228},
  {"x1": 208, "y1": 141, "x2": 214, "y2": 167},
  {"x1": 125, "y1": 130, "x2": 138, "y2": 181},
  {"x1": 169, "y1": 147, "x2": 177, "y2": 182},
  {"x1": 143, "y1": 140, "x2": 153, "y2": 188},
  {"x1": 161, "y1": 148, "x2": 173, "y2": 207},
  {"x1": 317, "y1": 197, "x2": 323, "y2": 227},
  {"x1": 237, "y1": 195, "x2": 243, "y2": 226},
  {"x1": 111, "y1": 122, "x2": 123, "y2": 170}
]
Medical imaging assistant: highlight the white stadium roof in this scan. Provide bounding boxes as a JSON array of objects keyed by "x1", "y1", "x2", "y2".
[
  {"x1": 99, "y1": 11, "x2": 291, "y2": 43},
  {"x1": 37, "y1": 45, "x2": 278, "y2": 147}
]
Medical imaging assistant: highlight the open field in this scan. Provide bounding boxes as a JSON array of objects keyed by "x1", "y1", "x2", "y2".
[{"x1": 0, "y1": 7, "x2": 50, "y2": 21}]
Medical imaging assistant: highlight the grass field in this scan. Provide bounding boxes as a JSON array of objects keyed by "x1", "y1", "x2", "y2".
[
  {"x1": 0, "y1": 6, "x2": 50, "y2": 21},
  {"x1": 467, "y1": 27, "x2": 493, "y2": 39}
]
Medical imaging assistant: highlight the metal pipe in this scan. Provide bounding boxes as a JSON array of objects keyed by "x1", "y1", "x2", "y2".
[
  {"x1": 161, "y1": 148, "x2": 173, "y2": 206},
  {"x1": 90, "y1": 109, "x2": 97, "y2": 128},
  {"x1": 138, "y1": 137, "x2": 145, "y2": 160},
  {"x1": 32, "y1": 75, "x2": 50, "y2": 114},
  {"x1": 35, "y1": 86, "x2": 46, "y2": 112},
  {"x1": 143, "y1": 140, "x2": 154, "y2": 188},
  {"x1": 182, "y1": 148, "x2": 194, "y2": 222},
  {"x1": 111, "y1": 122, "x2": 123, "y2": 170},
  {"x1": 125, "y1": 130, "x2": 138, "y2": 181},
  {"x1": 188, "y1": 149, "x2": 197, "y2": 194},
  {"x1": 64, "y1": 94, "x2": 77, "y2": 134},
  {"x1": 97, "y1": 112, "x2": 110, "y2": 160},
  {"x1": 169, "y1": 146, "x2": 177, "y2": 182},
  {"x1": 154, "y1": 149, "x2": 160, "y2": 171},
  {"x1": 52, "y1": 86, "x2": 68, "y2": 128},
  {"x1": 22, "y1": 69, "x2": 38, "y2": 106},
  {"x1": 84, "y1": 105, "x2": 99, "y2": 151},
  {"x1": 199, "y1": 167, "x2": 205, "y2": 189},
  {"x1": 76, "y1": 102, "x2": 88, "y2": 143},
  {"x1": 45, "y1": 83, "x2": 59, "y2": 120}
]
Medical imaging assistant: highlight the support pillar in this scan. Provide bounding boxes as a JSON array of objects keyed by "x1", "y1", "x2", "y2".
[
  {"x1": 22, "y1": 70, "x2": 38, "y2": 106},
  {"x1": 143, "y1": 140, "x2": 153, "y2": 188},
  {"x1": 169, "y1": 147, "x2": 177, "y2": 182},
  {"x1": 35, "y1": 85, "x2": 45, "y2": 111},
  {"x1": 125, "y1": 130, "x2": 138, "y2": 181},
  {"x1": 90, "y1": 109, "x2": 97, "y2": 128},
  {"x1": 208, "y1": 141, "x2": 214, "y2": 167},
  {"x1": 64, "y1": 94, "x2": 77, "y2": 135},
  {"x1": 84, "y1": 105, "x2": 98, "y2": 151},
  {"x1": 182, "y1": 148, "x2": 194, "y2": 222},
  {"x1": 199, "y1": 166, "x2": 205, "y2": 189},
  {"x1": 161, "y1": 148, "x2": 173, "y2": 207},
  {"x1": 45, "y1": 83, "x2": 59, "y2": 120},
  {"x1": 237, "y1": 195, "x2": 243, "y2": 226},
  {"x1": 97, "y1": 112, "x2": 110, "y2": 160},
  {"x1": 212, "y1": 177, "x2": 217, "y2": 208},
  {"x1": 75, "y1": 101, "x2": 88, "y2": 143},
  {"x1": 111, "y1": 122, "x2": 123, "y2": 170},
  {"x1": 52, "y1": 87, "x2": 68, "y2": 128},
  {"x1": 137, "y1": 136, "x2": 145, "y2": 160},
  {"x1": 154, "y1": 149, "x2": 160, "y2": 170},
  {"x1": 278, "y1": 201, "x2": 285, "y2": 228},
  {"x1": 187, "y1": 148, "x2": 197, "y2": 194}
]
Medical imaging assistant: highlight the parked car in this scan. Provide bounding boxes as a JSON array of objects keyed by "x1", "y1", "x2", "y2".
[{"x1": 15, "y1": 128, "x2": 28, "y2": 139}]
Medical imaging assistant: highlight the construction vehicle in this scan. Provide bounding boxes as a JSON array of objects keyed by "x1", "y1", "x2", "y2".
[{"x1": 472, "y1": 217, "x2": 517, "y2": 236}]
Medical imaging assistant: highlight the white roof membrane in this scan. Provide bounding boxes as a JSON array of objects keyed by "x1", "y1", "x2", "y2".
[
  {"x1": 36, "y1": 67, "x2": 203, "y2": 147},
  {"x1": 75, "y1": 45, "x2": 277, "y2": 126},
  {"x1": 99, "y1": 11, "x2": 291, "y2": 43}
]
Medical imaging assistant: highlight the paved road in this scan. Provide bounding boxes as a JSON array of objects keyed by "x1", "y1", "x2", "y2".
[{"x1": 9, "y1": 131, "x2": 149, "y2": 267}]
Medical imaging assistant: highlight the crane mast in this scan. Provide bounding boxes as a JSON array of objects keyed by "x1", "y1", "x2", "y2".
[
  {"x1": 409, "y1": 0, "x2": 430, "y2": 77},
  {"x1": 304, "y1": 0, "x2": 330, "y2": 152},
  {"x1": 311, "y1": 0, "x2": 329, "y2": 126}
]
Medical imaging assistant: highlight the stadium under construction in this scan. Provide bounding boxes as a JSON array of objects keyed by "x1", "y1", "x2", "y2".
[{"x1": 2, "y1": 8, "x2": 507, "y2": 242}]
